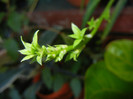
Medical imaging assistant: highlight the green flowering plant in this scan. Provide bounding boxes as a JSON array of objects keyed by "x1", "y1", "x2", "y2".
[{"x1": 19, "y1": 0, "x2": 114, "y2": 65}]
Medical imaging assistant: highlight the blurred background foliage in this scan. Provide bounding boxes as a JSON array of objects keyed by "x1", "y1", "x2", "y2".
[{"x1": 0, "y1": 0, "x2": 133, "y2": 99}]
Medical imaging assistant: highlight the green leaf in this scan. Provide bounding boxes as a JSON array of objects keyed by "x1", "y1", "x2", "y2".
[
  {"x1": 39, "y1": 29, "x2": 58, "y2": 46},
  {"x1": 4, "y1": 38, "x2": 19, "y2": 61},
  {"x1": 46, "y1": 54, "x2": 55, "y2": 62},
  {"x1": 32, "y1": 30, "x2": 39, "y2": 47},
  {"x1": 82, "y1": 0, "x2": 100, "y2": 28},
  {"x1": 55, "y1": 50, "x2": 66, "y2": 62},
  {"x1": 53, "y1": 74, "x2": 64, "y2": 92},
  {"x1": 36, "y1": 49, "x2": 44, "y2": 65},
  {"x1": 71, "y1": 23, "x2": 81, "y2": 35},
  {"x1": 101, "y1": 0, "x2": 127, "y2": 40},
  {"x1": 21, "y1": 55, "x2": 34, "y2": 62},
  {"x1": 61, "y1": 33, "x2": 73, "y2": 45},
  {"x1": 70, "y1": 78, "x2": 81, "y2": 97},
  {"x1": 36, "y1": 56, "x2": 42, "y2": 65},
  {"x1": 103, "y1": 9, "x2": 110, "y2": 21},
  {"x1": 42, "y1": 68, "x2": 53, "y2": 90},
  {"x1": 23, "y1": 82, "x2": 41, "y2": 99},
  {"x1": 66, "y1": 49, "x2": 80, "y2": 61},
  {"x1": 0, "y1": 49, "x2": 13, "y2": 67},
  {"x1": 81, "y1": 28, "x2": 87, "y2": 37},
  {"x1": 0, "y1": 67, "x2": 25, "y2": 93},
  {"x1": 9, "y1": 87, "x2": 21, "y2": 99},
  {"x1": 105, "y1": 39, "x2": 133, "y2": 82},
  {"x1": 21, "y1": 36, "x2": 31, "y2": 49},
  {"x1": 1, "y1": 0, "x2": 9, "y2": 3},
  {"x1": 0, "y1": 12, "x2": 5, "y2": 23},
  {"x1": 70, "y1": 61, "x2": 81, "y2": 74},
  {"x1": 87, "y1": 17, "x2": 96, "y2": 30},
  {"x1": 7, "y1": 12, "x2": 23, "y2": 32},
  {"x1": 65, "y1": 52, "x2": 74, "y2": 61},
  {"x1": 19, "y1": 49, "x2": 30, "y2": 55},
  {"x1": 73, "y1": 39, "x2": 82, "y2": 48},
  {"x1": 69, "y1": 34, "x2": 79, "y2": 39},
  {"x1": 85, "y1": 61, "x2": 133, "y2": 99}
]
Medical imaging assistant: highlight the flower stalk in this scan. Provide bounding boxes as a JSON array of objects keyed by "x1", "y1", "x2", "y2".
[{"x1": 19, "y1": 0, "x2": 114, "y2": 65}]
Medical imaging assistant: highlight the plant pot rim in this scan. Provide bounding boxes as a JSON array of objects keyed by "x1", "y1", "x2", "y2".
[{"x1": 37, "y1": 83, "x2": 73, "y2": 99}]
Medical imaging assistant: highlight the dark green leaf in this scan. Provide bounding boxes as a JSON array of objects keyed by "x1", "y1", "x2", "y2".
[
  {"x1": 70, "y1": 61, "x2": 81, "y2": 74},
  {"x1": 70, "y1": 78, "x2": 81, "y2": 97},
  {"x1": 82, "y1": 0, "x2": 100, "y2": 28},
  {"x1": 39, "y1": 28, "x2": 59, "y2": 46},
  {"x1": 61, "y1": 33, "x2": 73, "y2": 45},
  {"x1": 0, "y1": 67, "x2": 24, "y2": 93},
  {"x1": 85, "y1": 61, "x2": 133, "y2": 99},
  {"x1": 42, "y1": 68, "x2": 53, "y2": 89},
  {"x1": 23, "y1": 82, "x2": 41, "y2": 99},
  {"x1": 7, "y1": 12, "x2": 23, "y2": 32},
  {"x1": 0, "y1": 12, "x2": 5, "y2": 23},
  {"x1": 1, "y1": 0, "x2": 9, "y2": 3},
  {"x1": 105, "y1": 39, "x2": 133, "y2": 82},
  {"x1": 4, "y1": 38, "x2": 19, "y2": 61},
  {"x1": 53, "y1": 74, "x2": 64, "y2": 92},
  {"x1": 9, "y1": 87, "x2": 21, "y2": 99},
  {"x1": 0, "y1": 50, "x2": 13, "y2": 67}
]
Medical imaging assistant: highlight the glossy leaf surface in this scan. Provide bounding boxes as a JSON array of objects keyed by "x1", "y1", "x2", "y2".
[
  {"x1": 105, "y1": 39, "x2": 133, "y2": 82},
  {"x1": 85, "y1": 61, "x2": 133, "y2": 99}
]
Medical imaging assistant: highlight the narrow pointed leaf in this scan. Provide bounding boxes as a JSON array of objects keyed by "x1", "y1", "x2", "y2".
[
  {"x1": 19, "y1": 49, "x2": 30, "y2": 55},
  {"x1": 21, "y1": 36, "x2": 31, "y2": 49},
  {"x1": 73, "y1": 39, "x2": 82, "y2": 48},
  {"x1": 42, "y1": 68, "x2": 53, "y2": 90},
  {"x1": 70, "y1": 78, "x2": 81, "y2": 97},
  {"x1": 32, "y1": 30, "x2": 39, "y2": 47},
  {"x1": 36, "y1": 51, "x2": 44, "y2": 65},
  {"x1": 36, "y1": 56, "x2": 42, "y2": 65},
  {"x1": 69, "y1": 34, "x2": 78, "y2": 39},
  {"x1": 81, "y1": 28, "x2": 87, "y2": 37},
  {"x1": 21, "y1": 55, "x2": 34, "y2": 62},
  {"x1": 71, "y1": 23, "x2": 81, "y2": 35},
  {"x1": 4, "y1": 38, "x2": 19, "y2": 61},
  {"x1": 104, "y1": 9, "x2": 110, "y2": 21}
]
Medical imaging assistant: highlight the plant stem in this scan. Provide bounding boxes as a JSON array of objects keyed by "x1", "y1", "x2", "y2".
[
  {"x1": 80, "y1": 0, "x2": 85, "y2": 11},
  {"x1": 57, "y1": 0, "x2": 115, "y2": 57},
  {"x1": 29, "y1": 0, "x2": 39, "y2": 13},
  {"x1": 85, "y1": 0, "x2": 114, "y2": 44},
  {"x1": 101, "y1": 0, "x2": 127, "y2": 41},
  {"x1": 82, "y1": 0, "x2": 101, "y2": 28}
]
